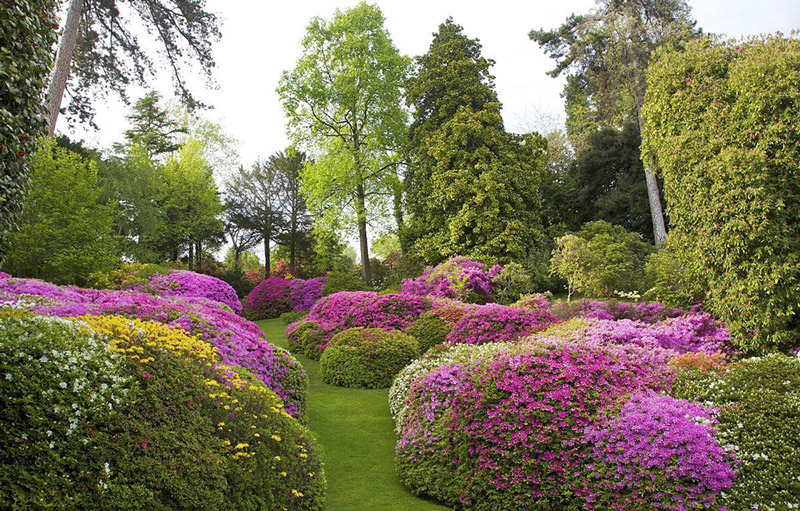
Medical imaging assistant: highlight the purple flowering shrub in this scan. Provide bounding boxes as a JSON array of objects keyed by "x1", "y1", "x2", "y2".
[
  {"x1": 343, "y1": 293, "x2": 431, "y2": 331},
  {"x1": 243, "y1": 277, "x2": 292, "y2": 320},
  {"x1": 401, "y1": 256, "x2": 502, "y2": 303},
  {"x1": 148, "y1": 270, "x2": 242, "y2": 314},
  {"x1": 396, "y1": 338, "x2": 676, "y2": 509},
  {"x1": 579, "y1": 392, "x2": 736, "y2": 511},
  {"x1": 306, "y1": 291, "x2": 380, "y2": 329},
  {"x1": 446, "y1": 304, "x2": 558, "y2": 345},
  {"x1": 289, "y1": 277, "x2": 327, "y2": 312},
  {"x1": 0, "y1": 275, "x2": 308, "y2": 420},
  {"x1": 511, "y1": 292, "x2": 554, "y2": 313},
  {"x1": 553, "y1": 299, "x2": 686, "y2": 323}
]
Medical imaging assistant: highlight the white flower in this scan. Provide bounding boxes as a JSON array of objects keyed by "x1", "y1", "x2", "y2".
[
  {"x1": 59, "y1": 382, "x2": 67, "y2": 389},
  {"x1": 4, "y1": 373, "x2": 11, "y2": 380}
]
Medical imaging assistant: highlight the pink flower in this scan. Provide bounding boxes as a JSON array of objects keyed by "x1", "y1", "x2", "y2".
[{"x1": 142, "y1": 371, "x2": 152, "y2": 379}]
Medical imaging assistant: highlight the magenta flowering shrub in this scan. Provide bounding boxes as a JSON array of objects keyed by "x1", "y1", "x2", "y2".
[
  {"x1": 148, "y1": 270, "x2": 242, "y2": 314},
  {"x1": 446, "y1": 304, "x2": 558, "y2": 345},
  {"x1": 396, "y1": 338, "x2": 675, "y2": 509},
  {"x1": 0, "y1": 275, "x2": 308, "y2": 420},
  {"x1": 554, "y1": 299, "x2": 686, "y2": 323},
  {"x1": 288, "y1": 277, "x2": 327, "y2": 312},
  {"x1": 306, "y1": 291, "x2": 380, "y2": 329},
  {"x1": 511, "y1": 293, "x2": 554, "y2": 313},
  {"x1": 401, "y1": 256, "x2": 502, "y2": 303},
  {"x1": 344, "y1": 293, "x2": 431, "y2": 331},
  {"x1": 580, "y1": 392, "x2": 736, "y2": 511},
  {"x1": 243, "y1": 277, "x2": 292, "y2": 320}
]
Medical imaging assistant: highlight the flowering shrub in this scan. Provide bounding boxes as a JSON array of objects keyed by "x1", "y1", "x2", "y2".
[
  {"x1": 511, "y1": 292, "x2": 554, "y2": 313},
  {"x1": 306, "y1": 291, "x2": 380, "y2": 329},
  {"x1": 286, "y1": 320, "x2": 338, "y2": 361},
  {"x1": 320, "y1": 328, "x2": 420, "y2": 388},
  {"x1": 672, "y1": 354, "x2": 800, "y2": 511},
  {"x1": 405, "y1": 312, "x2": 451, "y2": 353},
  {"x1": 401, "y1": 256, "x2": 502, "y2": 303},
  {"x1": 243, "y1": 277, "x2": 292, "y2": 320},
  {"x1": 579, "y1": 392, "x2": 736, "y2": 510},
  {"x1": 288, "y1": 277, "x2": 327, "y2": 312},
  {"x1": 396, "y1": 337, "x2": 676, "y2": 509},
  {"x1": 147, "y1": 270, "x2": 242, "y2": 314},
  {"x1": 446, "y1": 304, "x2": 557, "y2": 345},
  {"x1": 243, "y1": 265, "x2": 266, "y2": 286},
  {"x1": 344, "y1": 293, "x2": 431, "y2": 331},
  {"x1": 553, "y1": 299, "x2": 685, "y2": 323}
]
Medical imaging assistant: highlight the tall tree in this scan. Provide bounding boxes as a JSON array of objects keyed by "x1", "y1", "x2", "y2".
[
  {"x1": 530, "y1": 0, "x2": 699, "y2": 246},
  {"x1": 277, "y1": 2, "x2": 409, "y2": 287},
  {"x1": 123, "y1": 91, "x2": 188, "y2": 157},
  {"x1": 405, "y1": 18, "x2": 546, "y2": 265},
  {"x1": 273, "y1": 150, "x2": 313, "y2": 275},
  {"x1": 222, "y1": 196, "x2": 261, "y2": 272},
  {"x1": 47, "y1": 0, "x2": 220, "y2": 133}
]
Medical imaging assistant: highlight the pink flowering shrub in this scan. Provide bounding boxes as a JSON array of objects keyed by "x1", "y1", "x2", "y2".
[
  {"x1": 579, "y1": 392, "x2": 736, "y2": 511},
  {"x1": 148, "y1": 270, "x2": 242, "y2": 314},
  {"x1": 306, "y1": 291, "x2": 380, "y2": 329},
  {"x1": 243, "y1": 277, "x2": 292, "y2": 320},
  {"x1": 553, "y1": 299, "x2": 685, "y2": 323},
  {"x1": 396, "y1": 338, "x2": 676, "y2": 509},
  {"x1": 511, "y1": 292, "x2": 554, "y2": 313},
  {"x1": 343, "y1": 293, "x2": 431, "y2": 331},
  {"x1": 288, "y1": 277, "x2": 327, "y2": 312},
  {"x1": 446, "y1": 304, "x2": 558, "y2": 345},
  {"x1": 401, "y1": 256, "x2": 502, "y2": 303}
]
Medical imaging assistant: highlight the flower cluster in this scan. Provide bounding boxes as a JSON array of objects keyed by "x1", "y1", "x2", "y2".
[
  {"x1": 243, "y1": 277, "x2": 327, "y2": 320},
  {"x1": 305, "y1": 290, "x2": 379, "y2": 329},
  {"x1": 147, "y1": 270, "x2": 243, "y2": 314},
  {"x1": 343, "y1": 293, "x2": 431, "y2": 331},
  {"x1": 401, "y1": 256, "x2": 502, "y2": 303},
  {"x1": 580, "y1": 392, "x2": 736, "y2": 510},
  {"x1": 446, "y1": 303, "x2": 558, "y2": 345},
  {"x1": 553, "y1": 299, "x2": 686, "y2": 323}
]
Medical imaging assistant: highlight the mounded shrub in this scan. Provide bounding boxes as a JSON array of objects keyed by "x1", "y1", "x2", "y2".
[
  {"x1": 396, "y1": 337, "x2": 676, "y2": 509},
  {"x1": 343, "y1": 293, "x2": 431, "y2": 331},
  {"x1": 243, "y1": 277, "x2": 292, "y2": 320},
  {"x1": 446, "y1": 304, "x2": 557, "y2": 345},
  {"x1": 672, "y1": 353, "x2": 800, "y2": 510},
  {"x1": 579, "y1": 392, "x2": 735, "y2": 511},
  {"x1": 306, "y1": 291, "x2": 379, "y2": 329},
  {"x1": 288, "y1": 277, "x2": 327, "y2": 312},
  {"x1": 285, "y1": 320, "x2": 338, "y2": 361},
  {"x1": 321, "y1": 270, "x2": 366, "y2": 296},
  {"x1": 320, "y1": 328, "x2": 419, "y2": 389},
  {"x1": 552, "y1": 298, "x2": 685, "y2": 323},
  {"x1": 147, "y1": 270, "x2": 242, "y2": 314},
  {"x1": 401, "y1": 256, "x2": 502, "y2": 303},
  {"x1": 511, "y1": 292, "x2": 553, "y2": 313},
  {"x1": 281, "y1": 311, "x2": 308, "y2": 325},
  {"x1": 405, "y1": 312, "x2": 451, "y2": 353}
]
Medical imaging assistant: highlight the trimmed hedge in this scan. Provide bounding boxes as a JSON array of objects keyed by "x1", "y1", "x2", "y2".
[{"x1": 320, "y1": 328, "x2": 419, "y2": 388}]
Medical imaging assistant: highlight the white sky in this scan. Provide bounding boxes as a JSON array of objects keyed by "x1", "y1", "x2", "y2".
[
  {"x1": 55, "y1": 0, "x2": 800, "y2": 261},
  {"x1": 60, "y1": 0, "x2": 800, "y2": 166}
]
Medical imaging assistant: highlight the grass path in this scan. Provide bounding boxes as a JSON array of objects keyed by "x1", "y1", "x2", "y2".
[{"x1": 257, "y1": 319, "x2": 449, "y2": 511}]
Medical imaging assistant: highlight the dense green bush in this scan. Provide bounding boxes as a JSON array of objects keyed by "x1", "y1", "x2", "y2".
[
  {"x1": 643, "y1": 35, "x2": 800, "y2": 352},
  {"x1": 405, "y1": 312, "x2": 451, "y2": 353},
  {"x1": 550, "y1": 221, "x2": 653, "y2": 300},
  {"x1": 672, "y1": 353, "x2": 800, "y2": 510},
  {"x1": 490, "y1": 262, "x2": 533, "y2": 305},
  {"x1": 642, "y1": 247, "x2": 706, "y2": 307},
  {"x1": 321, "y1": 270, "x2": 367, "y2": 295},
  {"x1": 0, "y1": 0, "x2": 58, "y2": 263},
  {"x1": 281, "y1": 311, "x2": 308, "y2": 325},
  {"x1": 320, "y1": 328, "x2": 419, "y2": 388}
]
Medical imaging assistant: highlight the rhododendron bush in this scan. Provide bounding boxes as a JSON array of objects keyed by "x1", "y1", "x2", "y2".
[
  {"x1": 446, "y1": 303, "x2": 558, "y2": 345},
  {"x1": 243, "y1": 277, "x2": 328, "y2": 320},
  {"x1": 401, "y1": 256, "x2": 502, "y2": 303}
]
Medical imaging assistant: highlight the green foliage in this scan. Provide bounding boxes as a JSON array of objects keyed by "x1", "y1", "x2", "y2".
[
  {"x1": 491, "y1": 262, "x2": 534, "y2": 305},
  {"x1": 322, "y1": 270, "x2": 367, "y2": 296},
  {"x1": 223, "y1": 248, "x2": 260, "y2": 273},
  {"x1": 278, "y1": 2, "x2": 410, "y2": 286},
  {"x1": 405, "y1": 312, "x2": 451, "y2": 353},
  {"x1": 642, "y1": 246, "x2": 705, "y2": 307},
  {"x1": 404, "y1": 19, "x2": 546, "y2": 265},
  {"x1": 551, "y1": 221, "x2": 653, "y2": 299},
  {"x1": 320, "y1": 328, "x2": 419, "y2": 389},
  {"x1": 672, "y1": 354, "x2": 800, "y2": 511},
  {"x1": 281, "y1": 311, "x2": 308, "y2": 325},
  {"x1": 87, "y1": 262, "x2": 174, "y2": 290},
  {"x1": 3, "y1": 141, "x2": 118, "y2": 285},
  {"x1": 642, "y1": 35, "x2": 800, "y2": 352},
  {"x1": 123, "y1": 91, "x2": 188, "y2": 157},
  {"x1": 0, "y1": 0, "x2": 57, "y2": 263},
  {"x1": 371, "y1": 232, "x2": 401, "y2": 260}
]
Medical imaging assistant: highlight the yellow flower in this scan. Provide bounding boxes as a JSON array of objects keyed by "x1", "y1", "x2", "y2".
[
  {"x1": 271, "y1": 435, "x2": 282, "y2": 442},
  {"x1": 235, "y1": 443, "x2": 249, "y2": 450}
]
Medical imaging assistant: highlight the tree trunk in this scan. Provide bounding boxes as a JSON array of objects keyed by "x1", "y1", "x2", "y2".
[
  {"x1": 196, "y1": 240, "x2": 202, "y2": 270},
  {"x1": 355, "y1": 184, "x2": 372, "y2": 287},
  {"x1": 47, "y1": 0, "x2": 85, "y2": 136},
  {"x1": 263, "y1": 234, "x2": 271, "y2": 279},
  {"x1": 289, "y1": 207, "x2": 297, "y2": 275},
  {"x1": 645, "y1": 168, "x2": 667, "y2": 246},
  {"x1": 188, "y1": 242, "x2": 194, "y2": 270}
]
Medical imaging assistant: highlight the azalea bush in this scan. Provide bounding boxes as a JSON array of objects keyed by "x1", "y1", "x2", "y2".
[
  {"x1": 243, "y1": 277, "x2": 328, "y2": 320},
  {"x1": 401, "y1": 256, "x2": 502, "y2": 303},
  {"x1": 305, "y1": 291, "x2": 379, "y2": 329},
  {"x1": 320, "y1": 328, "x2": 419, "y2": 389},
  {"x1": 553, "y1": 298, "x2": 686, "y2": 323},
  {"x1": 286, "y1": 320, "x2": 338, "y2": 361},
  {"x1": 405, "y1": 312, "x2": 451, "y2": 353},
  {"x1": 446, "y1": 303, "x2": 557, "y2": 345},
  {"x1": 343, "y1": 293, "x2": 431, "y2": 331}
]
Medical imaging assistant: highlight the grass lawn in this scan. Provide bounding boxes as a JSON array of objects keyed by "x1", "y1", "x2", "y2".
[{"x1": 258, "y1": 319, "x2": 450, "y2": 511}]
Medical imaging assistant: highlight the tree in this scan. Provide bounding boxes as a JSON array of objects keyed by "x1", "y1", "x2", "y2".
[
  {"x1": 404, "y1": 19, "x2": 546, "y2": 265},
  {"x1": 46, "y1": 0, "x2": 220, "y2": 133},
  {"x1": 642, "y1": 34, "x2": 800, "y2": 353},
  {"x1": 273, "y1": 150, "x2": 313, "y2": 275},
  {"x1": 123, "y1": 91, "x2": 188, "y2": 157},
  {"x1": 222, "y1": 197, "x2": 261, "y2": 272},
  {"x1": 531, "y1": 0, "x2": 699, "y2": 246},
  {"x1": 277, "y1": 2, "x2": 409, "y2": 287},
  {"x1": 0, "y1": 0, "x2": 58, "y2": 264},
  {"x1": 2, "y1": 141, "x2": 117, "y2": 285}
]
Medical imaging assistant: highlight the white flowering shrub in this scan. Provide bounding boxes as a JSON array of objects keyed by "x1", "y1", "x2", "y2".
[
  {"x1": 0, "y1": 310, "x2": 130, "y2": 508},
  {"x1": 389, "y1": 342, "x2": 513, "y2": 433},
  {"x1": 672, "y1": 353, "x2": 800, "y2": 510}
]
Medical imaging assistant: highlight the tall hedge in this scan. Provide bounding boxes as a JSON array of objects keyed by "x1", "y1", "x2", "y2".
[
  {"x1": 0, "y1": 0, "x2": 58, "y2": 263},
  {"x1": 642, "y1": 35, "x2": 800, "y2": 352}
]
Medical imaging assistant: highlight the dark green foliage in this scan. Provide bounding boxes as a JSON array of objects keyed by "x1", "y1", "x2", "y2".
[
  {"x1": 320, "y1": 328, "x2": 419, "y2": 389},
  {"x1": 322, "y1": 270, "x2": 367, "y2": 296},
  {"x1": 643, "y1": 35, "x2": 800, "y2": 352},
  {"x1": 404, "y1": 19, "x2": 546, "y2": 266},
  {"x1": 491, "y1": 262, "x2": 534, "y2": 305},
  {"x1": 0, "y1": 0, "x2": 57, "y2": 263},
  {"x1": 281, "y1": 311, "x2": 308, "y2": 325},
  {"x1": 672, "y1": 354, "x2": 800, "y2": 510},
  {"x1": 3, "y1": 141, "x2": 119, "y2": 285},
  {"x1": 642, "y1": 247, "x2": 705, "y2": 307},
  {"x1": 405, "y1": 313, "x2": 451, "y2": 353},
  {"x1": 124, "y1": 91, "x2": 188, "y2": 156}
]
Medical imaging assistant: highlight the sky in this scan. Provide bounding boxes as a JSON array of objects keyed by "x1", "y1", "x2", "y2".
[{"x1": 60, "y1": 0, "x2": 800, "y2": 167}]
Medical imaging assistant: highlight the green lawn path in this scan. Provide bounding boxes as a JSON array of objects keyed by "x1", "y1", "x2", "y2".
[{"x1": 258, "y1": 319, "x2": 450, "y2": 511}]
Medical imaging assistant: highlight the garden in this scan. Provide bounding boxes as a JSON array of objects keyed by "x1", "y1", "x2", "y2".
[{"x1": 2, "y1": 1, "x2": 800, "y2": 510}]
